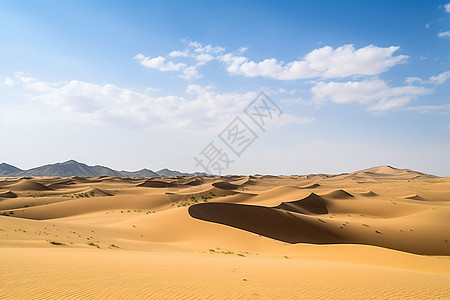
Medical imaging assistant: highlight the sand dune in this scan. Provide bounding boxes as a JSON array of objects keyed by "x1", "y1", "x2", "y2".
[
  {"x1": 299, "y1": 183, "x2": 320, "y2": 189},
  {"x1": 188, "y1": 193, "x2": 449, "y2": 254},
  {"x1": 1, "y1": 167, "x2": 449, "y2": 298},
  {"x1": 405, "y1": 194, "x2": 426, "y2": 200},
  {"x1": 0, "y1": 190, "x2": 17, "y2": 198},
  {"x1": 189, "y1": 202, "x2": 341, "y2": 243},
  {"x1": 137, "y1": 179, "x2": 175, "y2": 188},
  {"x1": 360, "y1": 190, "x2": 378, "y2": 197},
  {"x1": 71, "y1": 176, "x2": 103, "y2": 183},
  {"x1": 137, "y1": 176, "x2": 204, "y2": 188},
  {"x1": 45, "y1": 178, "x2": 77, "y2": 189},
  {"x1": 85, "y1": 187, "x2": 113, "y2": 197},
  {"x1": 7, "y1": 179, "x2": 54, "y2": 191},
  {"x1": 274, "y1": 193, "x2": 328, "y2": 214},
  {"x1": 350, "y1": 165, "x2": 436, "y2": 179},
  {"x1": 229, "y1": 176, "x2": 254, "y2": 186},
  {"x1": 212, "y1": 181, "x2": 240, "y2": 189},
  {"x1": 323, "y1": 189, "x2": 354, "y2": 199},
  {"x1": 211, "y1": 176, "x2": 254, "y2": 190}
]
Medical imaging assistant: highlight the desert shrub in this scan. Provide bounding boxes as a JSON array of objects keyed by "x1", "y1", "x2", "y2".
[
  {"x1": 49, "y1": 241, "x2": 63, "y2": 245},
  {"x1": 87, "y1": 242, "x2": 100, "y2": 248}
]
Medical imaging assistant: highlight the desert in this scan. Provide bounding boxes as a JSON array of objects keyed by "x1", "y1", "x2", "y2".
[
  {"x1": 2, "y1": 1, "x2": 450, "y2": 299},
  {"x1": 1, "y1": 165, "x2": 449, "y2": 299}
]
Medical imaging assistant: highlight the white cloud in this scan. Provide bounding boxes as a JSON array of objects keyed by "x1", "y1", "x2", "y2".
[
  {"x1": 11, "y1": 74, "x2": 224, "y2": 128},
  {"x1": 367, "y1": 97, "x2": 411, "y2": 111},
  {"x1": 405, "y1": 77, "x2": 424, "y2": 84},
  {"x1": 406, "y1": 104, "x2": 450, "y2": 113},
  {"x1": 425, "y1": 23, "x2": 431, "y2": 29},
  {"x1": 144, "y1": 86, "x2": 161, "y2": 94},
  {"x1": 429, "y1": 71, "x2": 450, "y2": 85},
  {"x1": 133, "y1": 53, "x2": 186, "y2": 71},
  {"x1": 405, "y1": 70, "x2": 450, "y2": 85},
  {"x1": 189, "y1": 41, "x2": 225, "y2": 54},
  {"x1": 4, "y1": 77, "x2": 14, "y2": 86},
  {"x1": 135, "y1": 41, "x2": 409, "y2": 82},
  {"x1": 179, "y1": 66, "x2": 200, "y2": 80},
  {"x1": 438, "y1": 31, "x2": 450, "y2": 38},
  {"x1": 238, "y1": 47, "x2": 248, "y2": 54},
  {"x1": 135, "y1": 52, "x2": 199, "y2": 79},
  {"x1": 311, "y1": 79, "x2": 432, "y2": 111},
  {"x1": 305, "y1": 45, "x2": 407, "y2": 78},
  {"x1": 195, "y1": 53, "x2": 214, "y2": 65},
  {"x1": 169, "y1": 50, "x2": 189, "y2": 57},
  {"x1": 13, "y1": 73, "x2": 310, "y2": 130},
  {"x1": 220, "y1": 53, "x2": 248, "y2": 74},
  {"x1": 185, "y1": 84, "x2": 214, "y2": 95},
  {"x1": 220, "y1": 44, "x2": 408, "y2": 80},
  {"x1": 445, "y1": 3, "x2": 450, "y2": 12},
  {"x1": 135, "y1": 41, "x2": 226, "y2": 80}
]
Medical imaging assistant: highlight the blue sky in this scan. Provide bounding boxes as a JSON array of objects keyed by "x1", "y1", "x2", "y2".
[{"x1": 1, "y1": 0, "x2": 449, "y2": 176}]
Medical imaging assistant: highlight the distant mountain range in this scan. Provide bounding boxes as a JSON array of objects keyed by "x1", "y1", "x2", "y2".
[{"x1": 0, "y1": 160, "x2": 207, "y2": 178}]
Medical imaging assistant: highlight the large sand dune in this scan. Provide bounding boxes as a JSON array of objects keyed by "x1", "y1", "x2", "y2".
[{"x1": 1, "y1": 166, "x2": 449, "y2": 299}]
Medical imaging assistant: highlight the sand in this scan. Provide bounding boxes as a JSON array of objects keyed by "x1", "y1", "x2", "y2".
[{"x1": 0, "y1": 165, "x2": 449, "y2": 299}]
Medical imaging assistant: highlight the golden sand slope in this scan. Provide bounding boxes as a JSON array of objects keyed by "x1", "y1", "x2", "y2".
[
  {"x1": 0, "y1": 166, "x2": 449, "y2": 299},
  {"x1": 1, "y1": 247, "x2": 449, "y2": 300}
]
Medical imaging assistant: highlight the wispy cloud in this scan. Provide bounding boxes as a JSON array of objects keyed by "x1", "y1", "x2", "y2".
[
  {"x1": 134, "y1": 41, "x2": 225, "y2": 80},
  {"x1": 12, "y1": 72, "x2": 310, "y2": 130},
  {"x1": 429, "y1": 71, "x2": 450, "y2": 84},
  {"x1": 134, "y1": 41, "x2": 408, "y2": 81},
  {"x1": 311, "y1": 79, "x2": 432, "y2": 111},
  {"x1": 438, "y1": 31, "x2": 450, "y2": 38},
  {"x1": 220, "y1": 44, "x2": 408, "y2": 80},
  {"x1": 4, "y1": 77, "x2": 14, "y2": 86},
  {"x1": 406, "y1": 104, "x2": 450, "y2": 113},
  {"x1": 405, "y1": 70, "x2": 450, "y2": 85},
  {"x1": 133, "y1": 54, "x2": 186, "y2": 71},
  {"x1": 445, "y1": 3, "x2": 450, "y2": 12}
]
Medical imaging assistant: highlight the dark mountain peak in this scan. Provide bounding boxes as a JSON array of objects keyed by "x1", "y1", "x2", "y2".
[
  {"x1": 62, "y1": 159, "x2": 79, "y2": 164},
  {"x1": 0, "y1": 163, "x2": 23, "y2": 176},
  {"x1": 61, "y1": 160, "x2": 85, "y2": 166},
  {"x1": 0, "y1": 161, "x2": 197, "y2": 178},
  {"x1": 119, "y1": 168, "x2": 159, "y2": 178},
  {"x1": 136, "y1": 168, "x2": 154, "y2": 173},
  {"x1": 156, "y1": 168, "x2": 184, "y2": 177},
  {"x1": 0, "y1": 162, "x2": 21, "y2": 169}
]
